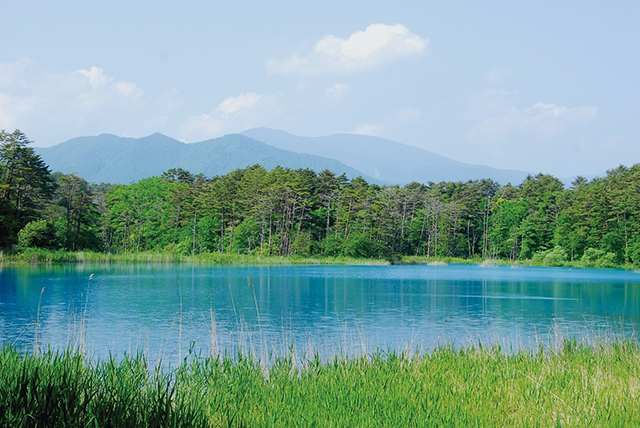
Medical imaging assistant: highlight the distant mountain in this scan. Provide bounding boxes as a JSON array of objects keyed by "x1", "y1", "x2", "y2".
[
  {"x1": 242, "y1": 128, "x2": 532, "y2": 185},
  {"x1": 36, "y1": 133, "x2": 379, "y2": 184}
]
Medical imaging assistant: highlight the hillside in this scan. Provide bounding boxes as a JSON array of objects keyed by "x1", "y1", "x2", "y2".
[
  {"x1": 242, "y1": 128, "x2": 531, "y2": 185},
  {"x1": 36, "y1": 133, "x2": 378, "y2": 184}
]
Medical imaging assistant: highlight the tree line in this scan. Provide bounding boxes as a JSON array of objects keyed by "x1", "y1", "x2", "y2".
[{"x1": 3, "y1": 130, "x2": 640, "y2": 267}]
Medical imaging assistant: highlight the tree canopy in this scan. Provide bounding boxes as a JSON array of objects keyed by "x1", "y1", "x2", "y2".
[{"x1": 4, "y1": 129, "x2": 640, "y2": 268}]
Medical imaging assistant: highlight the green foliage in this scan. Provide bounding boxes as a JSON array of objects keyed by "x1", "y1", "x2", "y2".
[
  {"x1": 342, "y1": 230, "x2": 379, "y2": 258},
  {"x1": 53, "y1": 173, "x2": 102, "y2": 251},
  {"x1": 488, "y1": 198, "x2": 529, "y2": 259},
  {"x1": 17, "y1": 220, "x2": 58, "y2": 249},
  {"x1": 0, "y1": 130, "x2": 56, "y2": 247},
  {"x1": 320, "y1": 234, "x2": 343, "y2": 257},
  {"x1": 601, "y1": 230, "x2": 625, "y2": 264},
  {"x1": 230, "y1": 217, "x2": 260, "y2": 254},
  {"x1": 581, "y1": 247, "x2": 605, "y2": 266},
  {"x1": 544, "y1": 246, "x2": 568, "y2": 266},
  {"x1": 595, "y1": 252, "x2": 618, "y2": 268},
  {"x1": 12, "y1": 247, "x2": 81, "y2": 263},
  {"x1": 628, "y1": 238, "x2": 640, "y2": 267},
  {"x1": 531, "y1": 246, "x2": 567, "y2": 266},
  {"x1": 290, "y1": 229, "x2": 313, "y2": 256},
  {"x1": 7, "y1": 128, "x2": 640, "y2": 269}
]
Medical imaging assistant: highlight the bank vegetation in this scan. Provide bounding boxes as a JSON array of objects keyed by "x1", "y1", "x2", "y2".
[{"x1": 3, "y1": 130, "x2": 640, "y2": 268}]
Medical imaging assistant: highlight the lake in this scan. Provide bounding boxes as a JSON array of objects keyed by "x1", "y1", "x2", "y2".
[{"x1": 1, "y1": 263, "x2": 639, "y2": 364}]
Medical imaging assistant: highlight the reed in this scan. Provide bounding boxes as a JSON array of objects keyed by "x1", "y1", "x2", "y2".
[
  {"x1": 2, "y1": 339, "x2": 640, "y2": 427},
  {"x1": 2, "y1": 249, "x2": 390, "y2": 266},
  {"x1": 5, "y1": 272, "x2": 639, "y2": 426},
  {"x1": 6, "y1": 247, "x2": 640, "y2": 269},
  {"x1": 176, "y1": 276, "x2": 183, "y2": 364},
  {"x1": 33, "y1": 287, "x2": 44, "y2": 355}
]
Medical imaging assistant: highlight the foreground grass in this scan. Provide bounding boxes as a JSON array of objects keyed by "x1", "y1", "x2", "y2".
[{"x1": 2, "y1": 341, "x2": 640, "y2": 427}]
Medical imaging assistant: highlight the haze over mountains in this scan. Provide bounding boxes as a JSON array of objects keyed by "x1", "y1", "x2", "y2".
[
  {"x1": 37, "y1": 129, "x2": 533, "y2": 185},
  {"x1": 242, "y1": 128, "x2": 531, "y2": 186}
]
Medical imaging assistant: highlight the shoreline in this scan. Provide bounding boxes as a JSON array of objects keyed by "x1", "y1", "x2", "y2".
[{"x1": 2, "y1": 249, "x2": 637, "y2": 270}]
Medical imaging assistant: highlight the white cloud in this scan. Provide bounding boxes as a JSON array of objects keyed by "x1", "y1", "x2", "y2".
[
  {"x1": 467, "y1": 101, "x2": 598, "y2": 142},
  {"x1": 214, "y1": 92, "x2": 263, "y2": 118},
  {"x1": 267, "y1": 23, "x2": 428, "y2": 75},
  {"x1": 75, "y1": 66, "x2": 109, "y2": 86},
  {"x1": 323, "y1": 83, "x2": 350, "y2": 103},
  {"x1": 448, "y1": 89, "x2": 609, "y2": 175},
  {"x1": 180, "y1": 114, "x2": 225, "y2": 139},
  {"x1": 180, "y1": 92, "x2": 280, "y2": 141},
  {"x1": 74, "y1": 66, "x2": 143, "y2": 107},
  {"x1": 115, "y1": 81, "x2": 141, "y2": 98},
  {"x1": 352, "y1": 123, "x2": 384, "y2": 136},
  {"x1": 0, "y1": 93, "x2": 36, "y2": 128},
  {"x1": 0, "y1": 61, "x2": 149, "y2": 145},
  {"x1": 486, "y1": 68, "x2": 514, "y2": 85}
]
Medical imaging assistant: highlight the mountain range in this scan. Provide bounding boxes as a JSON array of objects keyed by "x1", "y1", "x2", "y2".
[
  {"x1": 36, "y1": 129, "x2": 533, "y2": 185},
  {"x1": 242, "y1": 128, "x2": 530, "y2": 185},
  {"x1": 36, "y1": 133, "x2": 378, "y2": 184}
]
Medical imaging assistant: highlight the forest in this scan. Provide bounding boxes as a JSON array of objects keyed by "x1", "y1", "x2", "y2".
[{"x1": 3, "y1": 130, "x2": 640, "y2": 267}]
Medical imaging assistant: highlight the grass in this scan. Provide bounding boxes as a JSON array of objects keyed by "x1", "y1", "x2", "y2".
[
  {"x1": 2, "y1": 340, "x2": 640, "y2": 427},
  {"x1": 1, "y1": 248, "x2": 390, "y2": 266},
  {"x1": 400, "y1": 255, "x2": 489, "y2": 265},
  {"x1": 4, "y1": 248, "x2": 640, "y2": 271},
  {"x1": 402, "y1": 254, "x2": 639, "y2": 270}
]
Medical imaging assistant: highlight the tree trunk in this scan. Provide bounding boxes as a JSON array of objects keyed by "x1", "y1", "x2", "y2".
[{"x1": 192, "y1": 210, "x2": 197, "y2": 256}]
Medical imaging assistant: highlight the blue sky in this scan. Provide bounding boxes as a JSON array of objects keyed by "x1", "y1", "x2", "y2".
[{"x1": 2, "y1": 0, "x2": 638, "y2": 177}]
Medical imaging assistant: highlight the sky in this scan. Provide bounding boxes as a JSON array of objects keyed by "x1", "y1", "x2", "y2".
[{"x1": 1, "y1": 0, "x2": 639, "y2": 178}]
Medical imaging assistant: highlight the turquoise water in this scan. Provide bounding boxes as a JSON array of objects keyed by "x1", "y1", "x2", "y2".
[{"x1": 1, "y1": 263, "x2": 639, "y2": 363}]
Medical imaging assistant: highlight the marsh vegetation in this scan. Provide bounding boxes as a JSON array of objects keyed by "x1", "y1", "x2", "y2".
[{"x1": 2, "y1": 340, "x2": 640, "y2": 427}]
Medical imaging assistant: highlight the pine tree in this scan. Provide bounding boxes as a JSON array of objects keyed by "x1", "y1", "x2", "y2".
[{"x1": 0, "y1": 130, "x2": 56, "y2": 247}]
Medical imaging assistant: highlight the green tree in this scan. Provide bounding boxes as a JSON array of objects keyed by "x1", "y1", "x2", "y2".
[
  {"x1": 54, "y1": 173, "x2": 101, "y2": 250},
  {"x1": 0, "y1": 130, "x2": 56, "y2": 247}
]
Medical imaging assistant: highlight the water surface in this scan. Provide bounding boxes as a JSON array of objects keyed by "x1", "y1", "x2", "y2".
[{"x1": 1, "y1": 263, "x2": 639, "y2": 363}]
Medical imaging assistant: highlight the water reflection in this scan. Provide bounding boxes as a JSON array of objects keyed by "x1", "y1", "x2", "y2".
[{"x1": 1, "y1": 263, "x2": 639, "y2": 364}]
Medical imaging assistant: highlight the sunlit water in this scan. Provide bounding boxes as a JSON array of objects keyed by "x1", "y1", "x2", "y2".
[{"x1": 1, "y1": 263, "x2": 640, "y2": 364}]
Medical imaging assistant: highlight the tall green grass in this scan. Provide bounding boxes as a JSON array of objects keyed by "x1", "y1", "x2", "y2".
[
  {"x1": 2, "y1": 341, "x2": 640, "y2": 427},
  {"x1": 5, "y1": 248, "x2": 639, "y2": 269},
  {"x1": 2, "y1": 248, "x2": 389, "y2": 266}
]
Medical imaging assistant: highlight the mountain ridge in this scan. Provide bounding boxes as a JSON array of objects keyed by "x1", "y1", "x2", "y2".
[
  {"x1": 36, "y1": 133, "x2": 380, "y2": 184},
  {"x1": 36, "y1": 129, "x2": 571, "y2": 186},
  {"x1": 241, "y1": 128, "x2": 532, "y2": 185}
]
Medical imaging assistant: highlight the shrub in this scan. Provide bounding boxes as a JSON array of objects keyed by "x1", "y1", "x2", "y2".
[
  {"x1": 628, "y1": 239, "x2": 640, "y2": 267},
  {"x1": 543, "y1": 246, "x2": 567, "y2": 266},
  {"x1": 17, "y1": 220, "x2": 59, "y2": 250},
  {"x1": 595, "y1": 252, "x2": 618, "y2": 268},
  {"x1": 531, "y1": 250, "x2": 546, "y2": 265},
  {"x1": 581, "y1": 248, "x2": 605, "y2": 267},
  {"x1": 320, "y1": 234, "x2": 343, "y2": 257}
]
